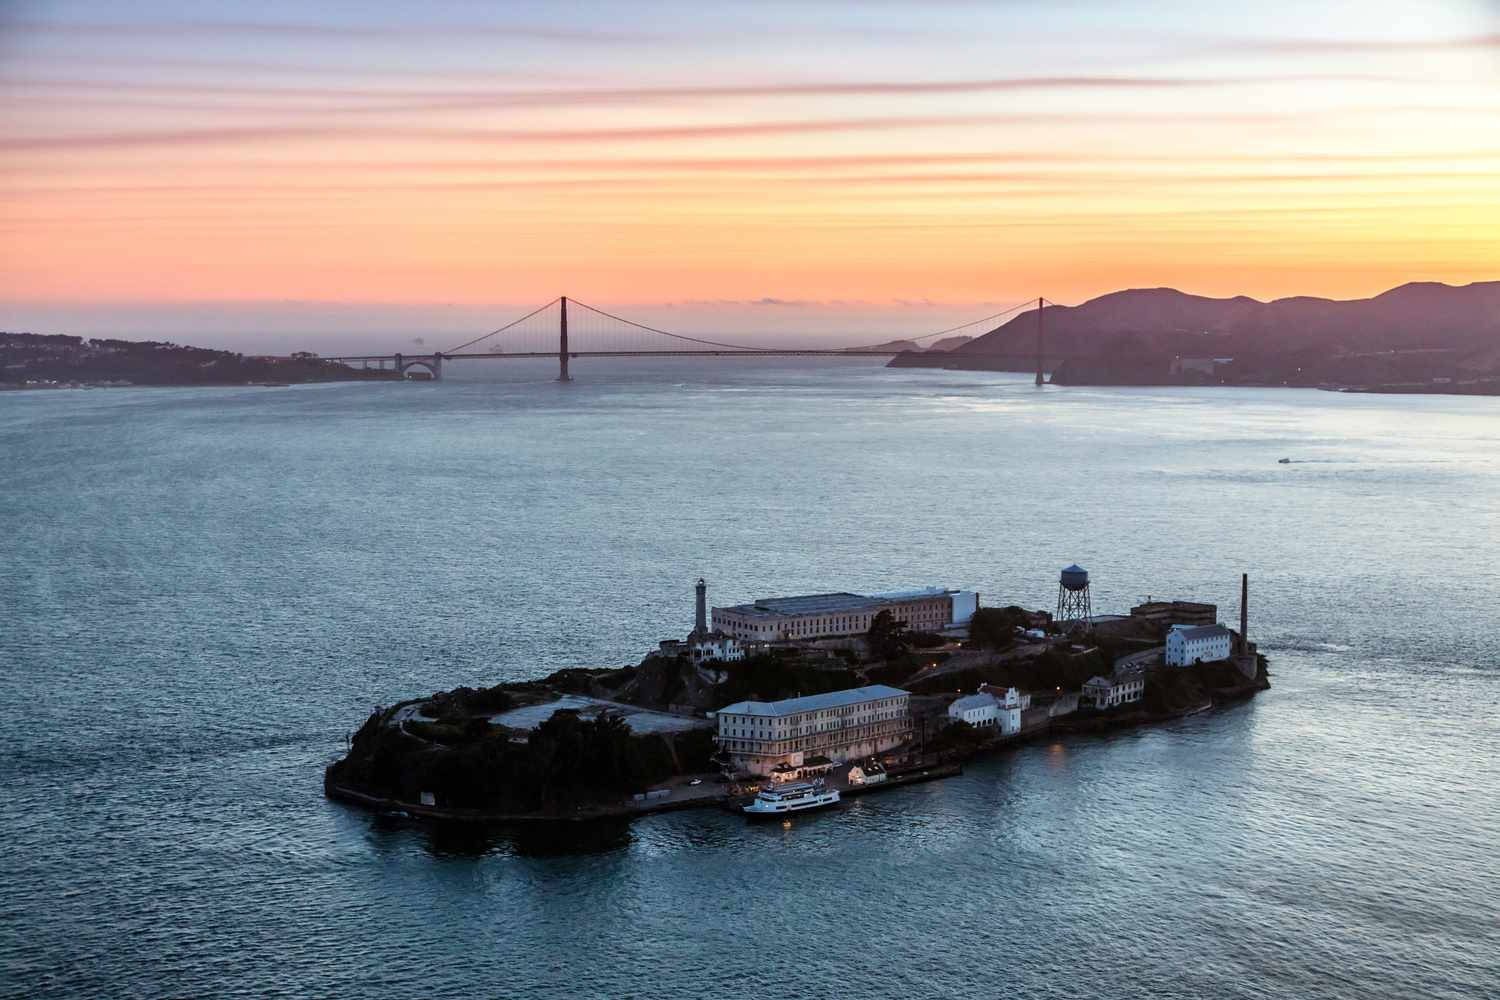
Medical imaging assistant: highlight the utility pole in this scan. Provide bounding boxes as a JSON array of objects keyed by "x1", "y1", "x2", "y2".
[
  {"x1": 558, "y1": 295, "x2": 571, "y2": 382},
  {"x1": 1034, "y1": 296, "x2": 1045, "y2": 386}
]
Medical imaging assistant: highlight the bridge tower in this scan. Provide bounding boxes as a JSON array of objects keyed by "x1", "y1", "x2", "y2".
[
  {"x1": 558, "y1": 295, "x2": 571, "y2": 382},
  {"x1": 1034, "y1": 297, "x2": 1045, "y2": 386}
]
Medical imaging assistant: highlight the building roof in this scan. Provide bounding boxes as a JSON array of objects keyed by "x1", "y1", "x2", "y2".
[
  {"x1": 1133, "y1": 600, "x2": 1215, "y2": 612},
  {"x1": 1082, "y1": 675, "x2": 1113, "y2": 689},
  {"x1": 714, "y1": 592, "x2": 877, "y2": 619},
  {"x1": 950, "y1": 692, "x2": 998, "y2": 712},
  {"x1": 717, "y1": 684, "x2": 909, "y2": 718},
  {"x1": 718, "y1": 588, "x2": 958, "y2": 620},
  {"x1": 1169, "y1": 624, "x2": 1232, "y2": 640},
  {"x1": 867, "y1": 586, "x2": 952, "y2": 601}
]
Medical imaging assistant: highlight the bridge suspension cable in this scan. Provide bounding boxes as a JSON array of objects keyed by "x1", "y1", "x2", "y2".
[
  {"x1": 843, "y1": 296, "x2": 1042, "y2": 351},
  {"x1": 566, "y1": 298, "x2": 789, "y2": 353},
  {"x1": 443, "y1": 297, "x2": 560, "y2": 355},
  {"x1": 426, "y1": 293, "x2": 1059, "y2": 367}
]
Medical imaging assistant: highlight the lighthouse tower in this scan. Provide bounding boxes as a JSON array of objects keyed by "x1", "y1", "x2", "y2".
[{"x1": 693, "y1": 578, "x2": 709, "y2": 639}]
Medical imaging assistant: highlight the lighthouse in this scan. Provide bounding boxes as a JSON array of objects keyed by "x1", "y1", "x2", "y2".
[{"x1": 694, "y1": 578, "x2": 708, "y2": 638}]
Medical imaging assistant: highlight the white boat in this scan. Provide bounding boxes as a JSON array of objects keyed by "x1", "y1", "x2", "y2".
[{"x1": 742, "y1": 780, "x2": 840, "y2": 817}]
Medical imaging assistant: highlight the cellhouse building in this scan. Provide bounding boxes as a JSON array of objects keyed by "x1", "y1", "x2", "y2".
[
  {"x1": 712, "y1": 587, "x2": 978, "y2": 641},
  {"x1": 714, "y1": 685, "x2": 912, "y2": 777}
]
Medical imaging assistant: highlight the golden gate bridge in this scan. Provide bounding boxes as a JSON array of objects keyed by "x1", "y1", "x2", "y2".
[{"x1": 319, "y1": 295, "x2": 1059, "y2": 383}]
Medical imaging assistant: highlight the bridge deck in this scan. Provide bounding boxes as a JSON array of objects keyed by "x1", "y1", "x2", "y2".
[{"x1": 320, "y1": 349, "x2": 908, "y2": 362}]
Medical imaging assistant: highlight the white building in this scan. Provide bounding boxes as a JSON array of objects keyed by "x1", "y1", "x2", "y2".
[
  {"x1": 1165, "y1": 623, "x2": 1234, "y2": 666},
  {"x1": 714, "y1": 685, "x2": 911, "y2": 777},
  {"x1": 1080, "y1": 674, "x2": 1145, "y2": 710},
  {"x1": 657, "y1": 632, "x2": 745, "y2": 664},
  {"x1": 948, "y1": 692, "x2": 1000, "y2": 729},
  {"x1": 689, "y1": 633, "x2": 744, "y2": 663},
  {"x1": 712, "y1": 587, "x2": 979, "y2": 642},
  {"x1": 947, "y1": 686, "x2": 1026, "y2": 735}
]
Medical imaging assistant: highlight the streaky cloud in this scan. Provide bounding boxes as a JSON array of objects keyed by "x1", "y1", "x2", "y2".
[
  {"x1": 2, "y1": 17, "x2": 662, "y2": 44},
  {"x1": 0, "y1": 73, "x2": 1427, "y2": 117},
  {"x1": 1222, "y1": 32, "x2": 1500, "y2": 53}
]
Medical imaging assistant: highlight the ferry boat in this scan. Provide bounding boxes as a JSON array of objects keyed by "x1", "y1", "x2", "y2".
[{"x1": 742, "y1": 780, "x2": 840, "y2": 817}]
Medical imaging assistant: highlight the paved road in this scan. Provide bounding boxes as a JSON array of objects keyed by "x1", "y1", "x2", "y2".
[{"x1": 1114, "y1": 646, "x2": 1163, "y2": 674}]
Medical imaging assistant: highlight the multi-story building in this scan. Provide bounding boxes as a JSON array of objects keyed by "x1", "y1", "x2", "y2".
[
  {"x1": 712, "y1": 588, "x2": 978, "y2": 641},
  {"x1": 714, "y1": 684, "x2": 912, "y2": 777},
  {"x1": 1130, "y1": 600, "x2": 1217, "y2": 627},
  {"x1": 1165, "y1": 623, "x2": 1234, "y2": 666},
  {"x1": 1081, "y1": 674, "x2": 1145, "y2": 710}
]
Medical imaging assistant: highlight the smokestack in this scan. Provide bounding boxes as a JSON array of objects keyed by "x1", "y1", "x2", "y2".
[
  {"x1": 1240, "y1": 573, "x2": 1249, "y2": 654},
  {"x1": 695, "y1": 578, "x2": 708, "y2": 637}
]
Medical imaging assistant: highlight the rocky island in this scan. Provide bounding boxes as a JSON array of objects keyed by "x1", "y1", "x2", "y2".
[{"x1": 325, "y1": 576, "x2": 1270, "y2": 824}]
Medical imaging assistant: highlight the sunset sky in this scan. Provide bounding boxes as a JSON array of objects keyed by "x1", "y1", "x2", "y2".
[{"x1": 3, "y1": 0, "x2": 1499, "y2": 350}]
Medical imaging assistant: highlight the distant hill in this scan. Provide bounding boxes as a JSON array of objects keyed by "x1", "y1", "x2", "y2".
[
  {"x1": 850, "y1": 338, "x2": 923, "y2": 353},
  {"x1": 0, "y1": 332, "x2": 389, "y2": 387},
  {"x1": 891, "y1": 281, "x2": 1500, "y2": 387},
  {"x1": 959, "y1": 281, "x2": 1500, "y2": 358},
  {"x1": 927, "y1": 335, "x2": 974, "y2": 352}
]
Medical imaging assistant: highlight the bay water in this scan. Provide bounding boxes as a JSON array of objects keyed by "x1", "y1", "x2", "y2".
[{"x1": 3, "y1": 360, "x2": 1497, "y2": 998}]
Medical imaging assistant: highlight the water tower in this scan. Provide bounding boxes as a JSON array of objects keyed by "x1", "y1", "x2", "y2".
[{"x1": 1056, "y1": 564, "x2": 1093, "y2": 624}]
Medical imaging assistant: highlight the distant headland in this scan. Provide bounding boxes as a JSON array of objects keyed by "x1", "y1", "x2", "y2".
[
  {"x1": 0, "y1": 332, "x2": 396, "y2": 389},
  {"x1": 889, "y1": 280, "x2": 1500, "y2": 394}
]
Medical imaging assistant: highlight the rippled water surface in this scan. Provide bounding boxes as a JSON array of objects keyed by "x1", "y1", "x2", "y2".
[{"x1": 3, "y1": 360, "x2": 1498, "y2": 999}]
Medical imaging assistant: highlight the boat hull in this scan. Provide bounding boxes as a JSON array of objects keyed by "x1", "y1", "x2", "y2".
[{"x1": 742, "y1": 790, "x2": 841, "y2": 817}]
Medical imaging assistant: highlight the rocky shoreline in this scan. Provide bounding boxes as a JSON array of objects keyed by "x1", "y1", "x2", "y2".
[{"x1": 323, "y1": 651, "x2": 1271, "y2": 826}]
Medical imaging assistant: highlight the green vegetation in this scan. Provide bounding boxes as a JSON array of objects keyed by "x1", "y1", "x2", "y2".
[
  {"x1": 1139, "y1": 667, "x2": 1210, "y2": 716},
  {"x1": 931, "y1": 720, "x2": 987, "y2": 753},
  {"x1": 865, "y1": 609, "x2": 913, "y2": 661},
  {"x1": 709, "y1": 652, "x2": 861, "y2": 706},
  {"x1": 863, "y1": 649, "x2": 949, "y2": 688},
  {"x1": 967, "y1": 606, "x2": 1032, "y2": 649},
  {"x1": 424, "y1": 683, "x2": 516, "y2": 719},
  {"x1": 329, "y1": 706, "x2": 716, "y2": 813},
  {"x1": 906, "y1": 645, "x2": 1112, "y2": 695}
]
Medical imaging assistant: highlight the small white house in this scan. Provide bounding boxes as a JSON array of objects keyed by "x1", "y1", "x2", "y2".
[
  {"x1": 689, "y1": 632, "x2": 745, "y2": 663},
  {"x1": 1165, "y1": 623, "x2": 1233, "y2": 666},
  {"x1": 986, "y1": 685, "x2": 1027, "y2": 734},
  {"x1": 948, "y1": 687, "x2": 1024, "y2": 735},
  {"x1": 1081, "y1": 674, "x2": 1145, "y2": 710},
  {"x1": 948, "y1": 691, "x2": 999, "y2": 729},
  {"x1": 661, "y1": 632, "x2": 746, "y2": 664}
]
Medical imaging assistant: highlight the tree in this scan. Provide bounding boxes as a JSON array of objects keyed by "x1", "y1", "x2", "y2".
[
  {"x1": 932, "y1": 720, "x2": 986, "y2": 752},
  {"x1": 866, "y1": 610, "x2": 912, "y2": 661},
  {"x1": 968, "y1": 607, "x2": 1026, "y2": 649}
]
